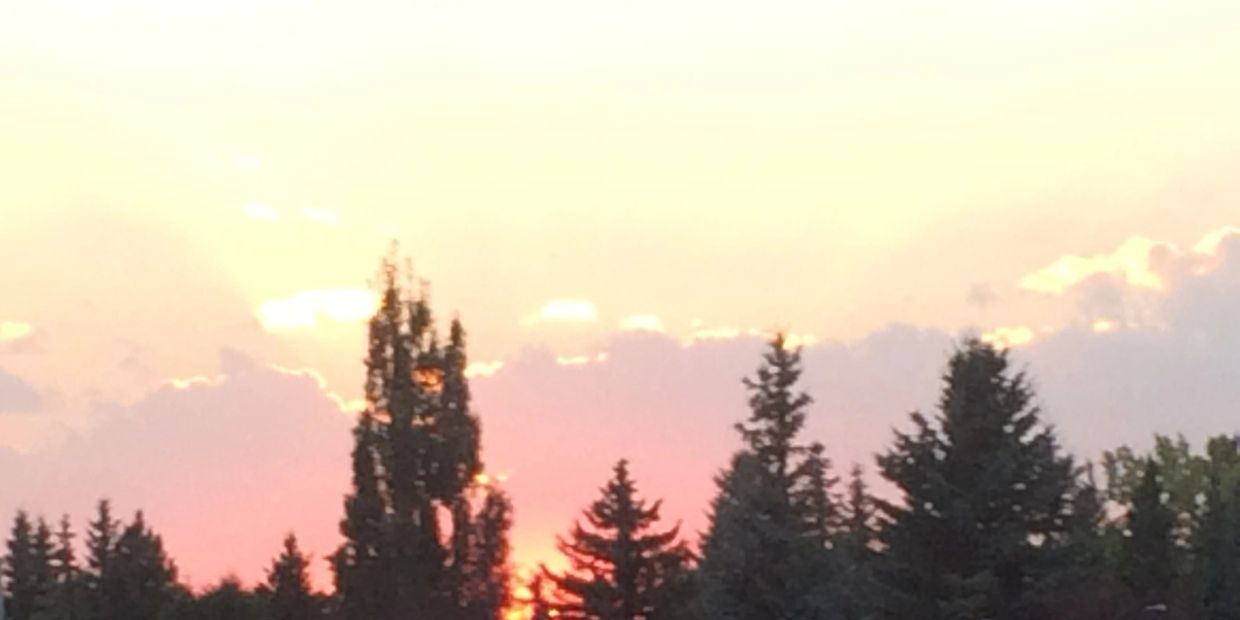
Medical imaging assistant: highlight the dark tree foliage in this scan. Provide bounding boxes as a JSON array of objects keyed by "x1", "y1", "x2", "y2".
[
  {"x1": 548, "y1": 460, "x2": 693, "y2": 620},
  {"x1": 465, "y1": 488, "x2": 513, "y2": 620},
  {"x1": 264, "y1": 534, "x2": 320, "y2": 620},
  {"x1": 1194, "y1": 436, "x2": 1240, "y2": 619},
  {"x1": 834, "y1": 465, "x2": 879, "y2": 620},
  {"x1": 698, "y1": 335, "x2": 836, "y2": 620},
  {"x1": 190, "y1": 577, "x2": 266, "y2": 620},
  {"x1": 875, "y1": 339, "x2": 1075, "y2": 620},
  {"x1": 334, "y1": 251, "x2": 493, "y2": 620},
  {"x1": 40, "y1": 515, "x2": 90, "y2": 620},
  {"x1": 107, "y1": 511, "x2": 178, "y2": 620},
  {"x1": 5, "y1": 511, "x2": 54, "y2": 620},
  {"x1": 1119, "y1": 460, "x2": 1178, "y2": 608},
  {"x1": 525, "y1": 572, "x2": 555, "y2": 620}
]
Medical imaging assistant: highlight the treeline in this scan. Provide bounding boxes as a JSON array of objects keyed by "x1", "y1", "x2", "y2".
[{"x1": 5, "y1": 253, "x2": 1239, "y2": 619}]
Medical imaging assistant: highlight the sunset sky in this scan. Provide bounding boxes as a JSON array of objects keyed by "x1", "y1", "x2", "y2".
[{"x1": 3, "y1": 0, "x2": 1240, "y2": 589}]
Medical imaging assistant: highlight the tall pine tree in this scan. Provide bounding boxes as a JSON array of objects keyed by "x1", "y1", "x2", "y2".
[
  {"x1": 264, "y1": 534, "x2": 319, "y2": 620},
  {"x1": 5, "y1": 512, "x2": 54, "y2": 620},
  {"x1": 698, "y1": 334, "x2": 836, "y2": 620},
  {"x1": 547, "y1": 460, "x2": 692, "y2": 620},
  {"x1": 875, "y1": 338, "x2": 1075, "y2": 620}
]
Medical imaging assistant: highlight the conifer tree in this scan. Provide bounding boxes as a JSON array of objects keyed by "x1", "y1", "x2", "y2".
[
  {"x1": 193, "y1": 577, "x2": 265, "y2": 620},
  {"x1": 83, "y1": 500, "x2": 118, "y2": 620},
  {"x1": 1119, "y1": 460, "x2": 1177, "y2": 609},
  {"x1": 107, "y1": 511, "x2": 177, "y2": 620},
  {"x1": 548, "y1": 460, "x2": 692, "y2": 620},
  {"x1": 698, "y1": 335, "x2": 836, "y2": 620},
  {"x1": 265, "y1": 534, "x2": 319, "y2": 620},
  {"x1": 5, "y1": 512, "x2": 54, "y2": 620},
  {"x1": 525, "y1": 572, "x2": 554, "y2": 620},
  {"x1": 875, "y1": 339, "x2": 1075, "y2": 620},
  {"x1": 835, "y1": 465, "x2": 878, "y2": 620},
  {"x1": 41, "y1": 515, "x2": 88, "y2": 620}
]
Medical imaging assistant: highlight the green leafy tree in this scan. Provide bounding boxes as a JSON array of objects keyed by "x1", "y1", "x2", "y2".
[
  {"x1": 1118, "y1": 459, "x2": 1177, "y2": 608},
  {"x1": 698, "y1": 335, "x2": 836, "y2": 620},
  {"x1": 548, "y1": 460, "x2": 693, "y2": 620},
  {"x1": 1194, "y1": 436, "x2": 1240, "y2": 619},
  {"x1": 875, "y1": 339, "x2": 1075, "y2": 620}
]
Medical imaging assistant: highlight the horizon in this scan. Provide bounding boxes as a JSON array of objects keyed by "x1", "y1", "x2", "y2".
[{"x1": 3, "y1": 2, "x2": 1240, "y2": 615}]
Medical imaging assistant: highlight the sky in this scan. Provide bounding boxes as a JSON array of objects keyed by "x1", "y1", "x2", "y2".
[{"x1": 2, "y1": 0, "x2": 1240, "y2": 590}]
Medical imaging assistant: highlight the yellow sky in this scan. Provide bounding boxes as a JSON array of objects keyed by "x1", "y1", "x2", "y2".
[{"x1": 3, "y1": 0, "x2": 1240, "y2": 405}]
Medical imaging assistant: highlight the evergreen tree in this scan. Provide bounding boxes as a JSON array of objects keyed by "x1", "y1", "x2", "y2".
[
  {"x1": 698, "y1": 335, "x2": 835, "y2": 620},
  {"x1": 1119, "y1": 459, "x2": 1176, "y2": 608},
  {"x1": 39, "y1": 515, "x2": 88, "y2": 620},
  {"x1": 465, "y1": 488, "x2": 513, "y2": 620},
  {"x1": 525, "y1": 572, "x2": 554, "y2": 620},
  {"x1": 5, "y1": 512, "x2": 54, "y2": 620},
  {"x1": 835, "y1": 465, "x2": 878, "y2": 620},
  {"x1": 875, "y1": 339, "x2": 1075, "y2": 620},
  {"x1": 265, "y1": 534, "x2": 319, "y2": 620},
  {"x1": 192, "y1": 577, "x2": 266, "y2": 620},
  {"x1": 107, "y1": 511, "x2": 178, "y2": 620},
  {"x1": 82, "y1": 500, "x2": 120, "y2": 620},
  {"x1": 548, "y1": 460, "x2": 692, "y2": 620}
]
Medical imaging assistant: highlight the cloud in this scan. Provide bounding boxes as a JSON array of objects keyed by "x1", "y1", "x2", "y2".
[
  {"x1": 0, "y1": 350, "x2": 353, "y2": 588},
  {"x1": 0, "y1": 368, "x2": 42, "y2": 413},
  {"x1": 1020, "y1": 225, "x2": 1239, "y2": 297},
  {"x1": 520, "y1": 299, "x2": 597, "y2": 326},
  {"x1": 619, "y1": 314, "x2": 664, "y2": 333},
  {"x1": 980, "y1": 325, "x2": 1035, "y2": 348},
  {"x1": 256, "y1": 289, "x2": 378, "y2": 332},
  {"x1": 966, "y1": 283, "x2": 998, "y2": 308}
]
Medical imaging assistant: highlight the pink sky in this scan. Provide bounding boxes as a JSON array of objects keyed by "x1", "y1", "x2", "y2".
[{"x1": 3, "y1": 0, "x2": 1240, "y2": 593}]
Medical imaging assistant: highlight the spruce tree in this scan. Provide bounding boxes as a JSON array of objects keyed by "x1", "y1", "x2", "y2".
[
  {"x1": 835, "y1": 465, "x2": 878, "y2": 620},
  {"x1": 525, "y1": 572, "x2": 554, "y2": 620},
  {"x1": 265, "y1": 534, "x2": 319, "y2": 620},
  {"x1": 83, "y1": 500, "x2": 118, "y2": 620},
  {"x1": 40, "y1": 515, "x2": 88, "y2": 620},
  {"x1": 875, "y1": 338, "x2": 1075, "y2": 620},
  {"x1": 108, "y1": 511, "x2": 177, "y2": 620},
  {"x1": 548, "y1": 460, "x2": 692, "y2": 620},
  {"x1": 5, "y1": 512, "x2": 54, "y2": 620},
  {"x1": 698, "y1": 335, "x2": 835, "y2": 620}
]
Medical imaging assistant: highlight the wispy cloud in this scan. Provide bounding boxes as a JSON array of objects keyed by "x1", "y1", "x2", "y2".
[{"x1": 256, "y1": 289, "x2": 378, "y2": 332}]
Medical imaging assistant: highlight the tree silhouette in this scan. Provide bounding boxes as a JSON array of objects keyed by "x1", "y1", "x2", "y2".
[{"x1": 548, "y1": 459, "x2": 693, "y2": 620}]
